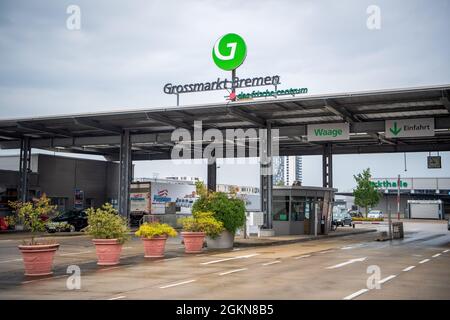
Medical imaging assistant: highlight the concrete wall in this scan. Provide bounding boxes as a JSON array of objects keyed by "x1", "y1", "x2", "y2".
[
  {"x1": 0, "y1": 154, "x2": 39, "y2": 172},
  {"x1": 373, "y1": 195, "x2": 409, "y2": 218},
  {"x1": 36, "y1": 154, "x2": 119, "y2": 210},
  {"x1": 105, "y1": 161, "x2": 119, "y2": 203},
  {"x1": 0, "y1": 170, "x2": 39, "y2": 190}
]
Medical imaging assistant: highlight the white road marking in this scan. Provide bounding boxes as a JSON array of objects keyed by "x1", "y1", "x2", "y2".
[
  {"x1": 22, "y1": 274, "x2": 68, "y2": 284},
  {"x1": 218, "y1": 268, "x2": 248, "y2": 276},
  {"x1": 378, "y1": 275, "x2": 396, "y2": 284},
  {"x1": 319, "y1": 250, "x2": 334, "y2": 254},
  {"x1": 0, "y1": 240, "x2": 13, "y2": 242},
  {"x1": 201, "y1": 253, "x2": 260, "y2": 265},
  {"x1": 294, "y1": 254, "x2": 311, "y2": 260},
  {"x1": 108, "y1": 296, "x2": 126, "y2": 300},
  {"x1": 419, "y1": 259, "x2": 430, "y2": 264},
  {"x1": 60, "y1": 250, "x2": 92, "y2": 256},
  {"x1": 432, "y1": 253, "x2": 441, "y2": 258},
  {"x1": 443, "y1": 249, "x2": 449, "y2": 253},
  {"x1": 159, "y1": 279, "x2": 196, "y2": 289},
  {"x1": 326, "y1": 257, "x2": 367, "y2": 269},
  {"x1": 343, "y1": 289, "x2": 369, "y2": 300},
  {"x1": 402, "y1": 266, "x2": 415, "y2": 272},
  {"x1": 262, "y1": 261, "x2": 281, "y2": 266},
  {"x1": 0, "y1": 258, "x2": 22, "y2": 264},
  {"x1": 341, "y1": 246, "x2": 354, "y2": 250}
]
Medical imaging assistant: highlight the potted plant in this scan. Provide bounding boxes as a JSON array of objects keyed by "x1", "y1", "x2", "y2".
[
  {"x1": 85, "y1": 203, "x2": 130, "y2": 265},
  {"x1": 178, "y1": 211, "x2": 223, "y2": 253},
  {"x1": 135, "y1": 222, "x2": 177, "y2": 258},
  {"x1": 8, "y1": 194, "x2": 59, "y2": 276},
  {"x1": 192, "y1": 182, "x2": 246, "y2": 249}
]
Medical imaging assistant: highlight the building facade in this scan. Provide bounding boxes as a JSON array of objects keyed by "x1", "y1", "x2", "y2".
[
  {"x1": 273, "y1": 156, "x2": 303, "y2": 186},
  {"x1": 337, "y1": 177, "x2": 450, "y2": 219},
  {"x1": 0, "y1": 154, "x2": 120, "y2": 216}
]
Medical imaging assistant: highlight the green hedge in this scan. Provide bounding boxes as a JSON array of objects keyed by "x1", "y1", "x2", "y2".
[{"x1": 352, "y1": 217, "x2": 384, "y2": 222}]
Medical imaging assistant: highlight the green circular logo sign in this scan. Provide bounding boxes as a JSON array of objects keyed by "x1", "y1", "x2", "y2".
[{"x1": 212, "y1": 33, "x2": 247, "y2": 71}]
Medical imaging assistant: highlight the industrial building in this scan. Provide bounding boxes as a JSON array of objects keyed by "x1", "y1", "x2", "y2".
[
  {"x1": 371, "y1": 177, "x2": 450, "y2": 218},
  {"x1": 337, "y1": 177, "x2": 450, "y2": 219},
  {"x1": 0, "y1": 154, "x2": 119, "y2": 216}
]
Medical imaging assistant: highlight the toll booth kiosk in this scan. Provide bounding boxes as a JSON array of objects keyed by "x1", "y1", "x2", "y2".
[{"x1": 272, "y1": 186, "x2": 336, "y2": 236}]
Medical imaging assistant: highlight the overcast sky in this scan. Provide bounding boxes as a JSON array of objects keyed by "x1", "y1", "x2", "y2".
[{"x1": 0, "y1": 0, "x2": 449, "y2": 190}]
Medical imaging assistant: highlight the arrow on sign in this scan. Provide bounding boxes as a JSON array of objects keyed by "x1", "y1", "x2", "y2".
[
  {"x1": 389, "y1": 122, "x2": 402, "y2": 136},
  {"x1": 326, "y1": 257, "x2": 367, "y2": 269}
]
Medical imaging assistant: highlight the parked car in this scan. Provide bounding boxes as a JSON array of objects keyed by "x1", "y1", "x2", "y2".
[
  {"x1": 332, "y1": 208, "x2": 352, "y2": 227},
  {"x1": 447, "y1": 219, "x2": 450, "y2": 231},
  {"x1": 348, "y1": 210, "x2": 363, "y2": 218},
  {"x1": 367, "y1": 210, "x2": 384, "y2": 219},
  {"x1": 46, "y1": 210, "x2": 88, "y2": 232}
]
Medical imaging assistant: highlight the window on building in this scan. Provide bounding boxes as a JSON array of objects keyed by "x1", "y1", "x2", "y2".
[
  {"x1": 291, "y1": 198, "x2": 305, "y2": 221},
  {"x1": 272, "y1": 196, "x2": 289, "y2": 221},
  {"x1": 51, "y1": 197, "x2": 68, "y2": 212}
]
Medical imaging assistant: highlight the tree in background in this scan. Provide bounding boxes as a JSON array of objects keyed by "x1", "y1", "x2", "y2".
[{"x1": 353, "y1": 168, "x2": 381, "y2": 217}]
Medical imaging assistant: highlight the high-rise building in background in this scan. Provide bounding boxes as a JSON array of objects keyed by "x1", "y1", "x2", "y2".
[{"x1": 273, "y1": 156, "x2": 303, "y2": 186}]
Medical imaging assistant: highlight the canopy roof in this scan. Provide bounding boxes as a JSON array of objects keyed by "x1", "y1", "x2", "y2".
[{"x1": 1, "y1": 84, "x2": 449, "y2": 160}]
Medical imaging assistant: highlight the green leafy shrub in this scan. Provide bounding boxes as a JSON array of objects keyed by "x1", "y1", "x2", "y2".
[
  {"x1": 178, "y1": 211, "x2": 224, "y2": 238},
  {"x1": 46, "y1": 221, "x2": 73, "y2": 232},
  {"x1": 85, "y1": 203, "x2": 130, "y2": 244},
  {"x1": 352, "y1": 217, "x2": 384, "y2": 222},
  {"x1": 9, "y1": 194, "x2": 56, "y2": 245},
  {"x1": 135, "y1": 222, "x2": 177, "y2": 238},
  {"x1": 4, "y1": 215, "x2": 16, "y2": 229},
  {"x1": 192, "y1": 182, "x2": 246, "y2": 234}
]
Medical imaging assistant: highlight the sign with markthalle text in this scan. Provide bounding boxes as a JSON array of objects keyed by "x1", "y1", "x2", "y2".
[
  {"x1": 385, "y1": 118, "x2": 434, "y2": 138},
  {"x1": 370, "y1": 179, "x2": 411, "y2": 189},
  {"x1": 307, "y1": 123, "x2": 350, "y2": 142}
]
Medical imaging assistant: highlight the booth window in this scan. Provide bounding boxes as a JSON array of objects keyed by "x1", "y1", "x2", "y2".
[
  {"x1": 291, "y1": 198, "x2": 305, "y2": 221},
  {"x1": 272, "y1": 196, "x2": 289, "y2": 221},
  {"x1": 305, "y1": 197, "x2": 314, "y2": 219}
]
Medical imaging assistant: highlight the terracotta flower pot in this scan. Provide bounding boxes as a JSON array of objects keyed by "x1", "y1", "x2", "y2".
[
  {"x1": 92, "y1": 239, "x2": 123, "y2": 265},
  {"x1": 181, "y1": 232, "x2": 205, "y2": 253},
  {"x1": 142, "y1": 236, "x2": 168, "y2": 258},
  {"x1": 18, "y1": 243, "x2": 60, "y2": 276}
]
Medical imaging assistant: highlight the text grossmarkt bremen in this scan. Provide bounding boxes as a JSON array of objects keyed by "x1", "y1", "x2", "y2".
[{"x1": 163, "y1": 75, "x2": 280, "y2": 94}]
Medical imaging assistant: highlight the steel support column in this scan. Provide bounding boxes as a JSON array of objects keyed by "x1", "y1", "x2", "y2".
[
  {"x1": 19, "y1": 137, "x2": 31, "y2": 202},
  {"x1": 260, "y1": 123, "x2": 273, "y2": 229},
  {"x1": 118, "y1": 130, "x2": 132, "y2": 220},
  {"x1": 322, "y1": 143, "x2": 333, "y2": 188},
  {"x1": 207, "y1": 161, "x2": 217, "y2": 192}
]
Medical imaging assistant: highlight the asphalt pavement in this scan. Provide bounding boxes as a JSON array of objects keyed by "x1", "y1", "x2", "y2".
[{"x1": 0, "y1": 221, "x2": 449, "y2": 300}]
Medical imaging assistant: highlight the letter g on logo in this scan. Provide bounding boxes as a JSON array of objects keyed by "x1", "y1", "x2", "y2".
[{"x1": 212, "y1": 33, "x2": 247, "y2": 71}]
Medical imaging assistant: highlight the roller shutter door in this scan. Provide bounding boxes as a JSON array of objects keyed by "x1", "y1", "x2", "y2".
[{"x1": 410, "y1": 203, "x2": 439, "y2": 219}]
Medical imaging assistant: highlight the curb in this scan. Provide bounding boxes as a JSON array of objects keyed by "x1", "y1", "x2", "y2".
[{"x1": 234, "y1": 229, "x2": 377, "y2": 248}]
